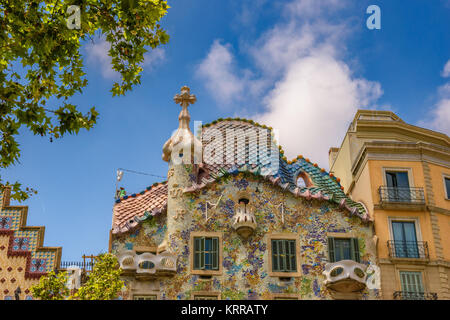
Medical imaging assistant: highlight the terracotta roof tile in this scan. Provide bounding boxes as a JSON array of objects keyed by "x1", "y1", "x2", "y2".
[{"x1": 112, "y1": 183, "x2": 167, "y2": 234}]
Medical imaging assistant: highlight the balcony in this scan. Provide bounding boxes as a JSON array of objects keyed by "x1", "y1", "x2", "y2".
[
  {"x1": 393, "y1": 291, "x2": 438, "y2": 300},
  {"x1": 117, "y1": 250, "x2": 177, "y2": 279},
  {"x1": 378, "y1": 186, "x2": 426, "y2": 210},
  {"x1": 387, "y1": 240, "x2": 429, "y2": 260},
  {"x1": 323, "y1": 260, "x2": 368, "y2": 299}
]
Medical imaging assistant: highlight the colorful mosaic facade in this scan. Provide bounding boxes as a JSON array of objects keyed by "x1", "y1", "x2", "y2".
[
  {"x1": 110, "y1": 87, "x2": 380, "y2": 300},
  {"x1": 112, "y1": 173, "x2": 380, "y2": 300},
  {"x1": 0, "y1": 187, "x2": 62, "y2": 300}
]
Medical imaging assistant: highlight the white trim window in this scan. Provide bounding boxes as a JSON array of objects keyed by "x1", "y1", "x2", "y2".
[{"x1": 443, "y1": 175, "x2": 450, "y2": 200}]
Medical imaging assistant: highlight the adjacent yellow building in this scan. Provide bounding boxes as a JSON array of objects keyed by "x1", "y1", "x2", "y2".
[{"x1": 329, "y1": 110, "x2": 450, "y2": 300}]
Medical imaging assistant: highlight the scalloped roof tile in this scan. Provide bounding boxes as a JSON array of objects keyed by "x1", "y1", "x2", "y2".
[
  {"x1": 112, "y1": 119, "x2": 370, "y2": 234},
  {"x1": 112, "y1": 182, "x2": 168, "y2": 234}
]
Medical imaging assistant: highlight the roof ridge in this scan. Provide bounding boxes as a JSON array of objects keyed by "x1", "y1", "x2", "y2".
[
  {"x1": 115, "y1": 180, "x2": 168, "y2": 204},
  {"x1": 201, "y1": 118, "x2": 344, "y2": 189}
]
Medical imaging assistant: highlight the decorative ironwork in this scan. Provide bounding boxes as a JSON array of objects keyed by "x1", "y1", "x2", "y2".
[
  {"x1": 379, "y1": 186, "x2": 425, "y2": 204},
  {"x1": 387, "y1": 240, "x2": 429, "y2": 259},
  {"x1": 393, "y1": 291, "x2": 438, "y2": 300},
  {"x1": 60, "y1": 255, "x2": 96, "y2": 273}
]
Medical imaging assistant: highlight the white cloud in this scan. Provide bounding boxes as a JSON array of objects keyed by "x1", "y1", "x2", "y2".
[
  {"x1": 283, "y1": 0, "x2": 344, "y2": 18},
  {"x1": 85, "y1": 38, "x2": 165, "y2": 80},
  {"x1": 85, "y1": 38, "x2": 120, "y2": 80},
  {"x1": 196, "y1": 40, "x2": 249, "y2": 105},
  {"x1": 196, "y1": 0, "x2": 383, "y2": 168},
  {"x1": 420, "y1": 60, "x2": 450, "y2": 136},
  {"x1": 426, "y1": 99, "x2": 450, "y2": 135},
  {"x1": 255, "y1": 54, "x2": 382, "y2": 166},
  {"x1": 143, "y1": 48, "x2": 166, "y2": 70},
  {"x1": 442, "y1": 60, "x2": 450, "y2": 78}
]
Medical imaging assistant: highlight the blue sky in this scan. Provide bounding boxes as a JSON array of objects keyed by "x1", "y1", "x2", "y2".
[{"x1": 2, "y1": 0, "x2": 450, "y2": 262}]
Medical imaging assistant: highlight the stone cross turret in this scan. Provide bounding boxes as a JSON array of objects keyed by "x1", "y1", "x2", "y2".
[{"x1": 159, "y1": 86, "x2": 202, "y2": 254}]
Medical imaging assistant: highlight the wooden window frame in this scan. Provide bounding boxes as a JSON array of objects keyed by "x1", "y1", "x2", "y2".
[
  {"x1": 271, "y1": 293, "x2": 301, "y2": 300},
  {"x1": 394, "y1": 265, "x2": 429, "y2": 293},
  {"x1": 191, "y1": 291, "x2": 221, "y2": 300},
  {"x1": 326, "y1": 233, "x2": 360, "y2": 263},
  {"x1": 190, "y1": 232, "x2": 223, "y2": 276},
  {"x1": 267, "y1": 233, "x2": 301, "y2": 278},
  {"x1": 132, "y1": 293, "x2": 160, "y2": 300},
  {"x1": 443, "y1": 174, "x2": 450, "y2": 200},
  {"x1": 382, "y1": 167, "x2": 414, "y2": 187},
  {"x1": 398, "y1": 270, "x2": 427, "y2": 293},
  {"x1": 388, "y1": 217, "x2": 423, "y2": 242}
]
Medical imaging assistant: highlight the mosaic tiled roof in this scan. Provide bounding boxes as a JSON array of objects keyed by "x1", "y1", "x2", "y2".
[
  {"x1": 0, "y1": 187, "x2": 62, "y2": 279},
  {"x1": 112, "y1": 182, "x2": 168, "y2": 234},
  {"x1": 112, "y1": 119, "x2": 370, "y2": 234},
  {"x1": 192, "y1": 119, "x2": 369, "y2": 221}
]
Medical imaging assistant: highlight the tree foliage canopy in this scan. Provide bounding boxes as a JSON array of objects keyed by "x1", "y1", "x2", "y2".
[
  {"x1": 73, "y1": 253, "x2": 124, "y2": 300},
  {"x1": 31, "y1": 253, "x2": 124, "y2": 300},
  {"x1": 0, "y1": 0, "x2": 170, "y2": 201},
  {"x1": 30, "y1": 270, "x2": 69, "y2": 300}
]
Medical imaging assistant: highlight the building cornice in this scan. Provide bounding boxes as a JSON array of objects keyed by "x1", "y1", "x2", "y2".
[
  {"x1": 354, "y1": 120, "x2": 449, "y2": 147},
  {"x1": 351, "y1": 141, "x2": 450, "y2": 178}
]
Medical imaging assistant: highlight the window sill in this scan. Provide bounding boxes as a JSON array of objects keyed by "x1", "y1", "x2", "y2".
[
  {"x1": 269, "y1": 271, "x2": 301, "y2": 278},
  {"x1": 191, "y1": 269, "x2": 222, "y2": 276}
]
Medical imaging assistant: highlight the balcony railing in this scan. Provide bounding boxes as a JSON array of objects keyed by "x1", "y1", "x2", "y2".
[
  {"x1": 387, "y1": 240, "x2": 429, "y2": 259},
  {"x1": 393, "y1": 291, "x2": 438, "y2": 300},
  {"x1": 60, "y1": 255, "x2": 96, "y2": 273},
  {"x1": 379, "y1": 186, "x2": 425, "y2": 204}
]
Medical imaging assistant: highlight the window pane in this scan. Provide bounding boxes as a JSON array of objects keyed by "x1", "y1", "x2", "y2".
[
  {"x1": 205, "y1": 238, "x2": 211, "y2": 269},
  {"x1": 272, "y1": 240, "x2": 279, "y2": 271},
  {"x1": 194, "y1": 238, "x2": 201, "y2": 269},
  {"x1": 396, "y1": 172, "x2": 410, "y2": 188},
  {"x1": 272, "y1": 239, "x2": 296, "y2": 272},
  {"x1": 278, "y1": 241, "x2": 285, "y2": 271},
  {"x1": 400, "y1": 271, "x2": 423, "y2": 295},
  {"x1": 205, "y1": 238, "x2": 211, "y2": 251},
  {"x1": 134, "y1": 295, "x2": 157, "y2": 300},
  {"x1": 194, "y1": 237, "x2": 219, "y2": 271},
  {"x1": 445, "y1": 178, "x2": 450, "y2": 199},
  {"x1": 392, "y1": 221, "x2": 419, "y2": 258},
  {"x1": 289, "y1": 241, "x2": 296, "y2": 271},
  {"x1": 335, "y1": 239, "x2": 351, "y2": 261},
  {"x1": 195, "y1": 295, "x2": 218, "y2": 300},
  {"x1": 212, "y1": 237, "x2": 218, "y2": 270}
]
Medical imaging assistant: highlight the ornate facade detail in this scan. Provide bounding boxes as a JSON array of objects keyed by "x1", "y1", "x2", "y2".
[
  {"x1": 174, "y1": 209, "x2": 186, "y2": 220},
  {"x1": 323, "y1": 260, "x2": 368, "y2": 293},
  {"x1": 117, "y1": 250, "x2": 177, "y2": 275},
  {"x1": 232, "y1": 199, "x2": 257, "y2": 239},
  {"x1": 162, "y1": 86, "x2": 202, "y2": 164},
  {"x1": 0, "y1": 187, "x2": 62, "y2": 300}
]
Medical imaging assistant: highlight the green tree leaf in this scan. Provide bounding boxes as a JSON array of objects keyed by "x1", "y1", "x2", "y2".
[{"x1": 0, "y1": 0, "x2": 170, "y2": 201}]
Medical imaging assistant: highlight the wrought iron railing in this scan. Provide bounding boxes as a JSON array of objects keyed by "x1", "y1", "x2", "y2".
[
  {"x1": 60, "y1": 255, "x2": 96, "y2": 273},
  {"x1": 393, "y1": 291, "x2": 438, "y2": 300},
  {"x1": 387, "y1": 240, "x2": 429, "y2": 259},
  {"x1": 379, "y1": 186, "x2": 425, "y2": 204}
]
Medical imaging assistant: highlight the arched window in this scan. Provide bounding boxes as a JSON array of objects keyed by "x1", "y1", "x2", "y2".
[{"x1": 296, "y1": 171, "x2": 313, "y2": 188}]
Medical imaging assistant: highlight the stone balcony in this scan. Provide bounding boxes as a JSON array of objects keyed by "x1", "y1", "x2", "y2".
[
  {"x1": 117, "y1": 250, "x2": 177, "y2": 279},
  {"x1": 323, "y1": 260, "x2": 368, "y2": 299}
]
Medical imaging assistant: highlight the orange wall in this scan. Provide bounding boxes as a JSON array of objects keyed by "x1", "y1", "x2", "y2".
[
  {"x1": 437, "y1": 213, "x2": 450, "y2": 260},
  {"x1": 368, "y1": 160, "x2": 426, "y2": 204},
  {"x1": 428, "y1": 163, "x2": 450, "y2": 210},
  {"x1": 368, "y1": 160, "x2": 449, "y2": 261},
  {"x1": 351, "y1": 162, "x2": 374, "y2": 219},
  {"x1": 373, "y1": 210, "x2": 435, "y2": 259}
]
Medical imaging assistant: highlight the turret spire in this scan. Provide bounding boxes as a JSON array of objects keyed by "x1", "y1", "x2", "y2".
[{"x1": 162, "y1": 86, "x2": 201, "y2": 164}]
